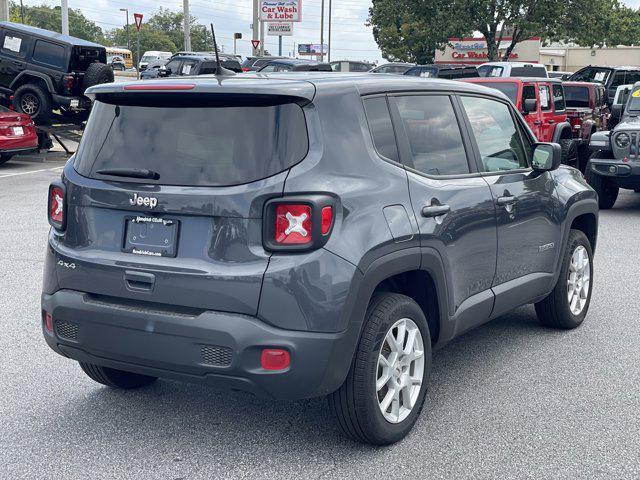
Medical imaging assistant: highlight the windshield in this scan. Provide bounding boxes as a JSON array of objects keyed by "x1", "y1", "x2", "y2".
[
  {"x1": 628, "y1": 88, "x2": 640, "y2": 111},
  {"x1": 140, "y1": 55, "x2": 157, "y2": 62},
  {"x1": 569, "y1": 68, "x2": 611, "y2": 84},
  {"x1": 74, "y1": 100, "x2": 309, "y2": 187},
  {"x1": 564, "y1": 86, "x2": 590, "y2": 108},
  {"x1": 405, "y1": 66, "x2": 438, "y2": 78},
  {"x1": 472, "y1": 82, "x2": 518, "y2": 104}
]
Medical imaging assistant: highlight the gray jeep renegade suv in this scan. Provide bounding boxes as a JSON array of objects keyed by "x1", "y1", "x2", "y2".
[{"x1": 42, "y1": 74, "x2": 599, "y2": 445}]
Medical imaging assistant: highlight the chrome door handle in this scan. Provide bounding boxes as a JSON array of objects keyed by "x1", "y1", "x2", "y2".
[
  {"x1": 421, "y1": 204, "x2": 451, "y2": 218},
  {"x1": 497, "y1": 196, "x2": 517, "y2": 206}
]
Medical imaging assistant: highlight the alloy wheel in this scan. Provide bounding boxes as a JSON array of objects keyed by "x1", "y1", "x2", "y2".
[
  {"x1": 567, "y1": 245, "x2": 590, "y2": 315},
  {"x1": 376, "y1": 318, "x2": 425, "y2": 424},
  {"x1": 20, "y1": 93, "x2": 39, "y2": 116}
]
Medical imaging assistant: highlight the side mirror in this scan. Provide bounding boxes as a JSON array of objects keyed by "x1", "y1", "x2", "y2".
[
  {"x1": 611, "y1": 103, "x2": 624, "y2": 123},
  {"x1": 522, "y1": 98, "x2": 537, "y2": 115},
  {"x1": 532, "y1": 142, "x2": 562, "y2": 172},
  {"x1": 158, "y1": 66, "x2": 169, "y2": 77}
]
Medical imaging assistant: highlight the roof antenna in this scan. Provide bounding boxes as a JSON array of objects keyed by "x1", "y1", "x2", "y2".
[{"x1": 210, "y1": 23, "x2": 235, "y2": 76}]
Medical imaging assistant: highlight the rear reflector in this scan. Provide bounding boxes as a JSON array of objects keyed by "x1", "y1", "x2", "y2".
[
  {"x1": 44, "y1": 312, "x2": 53, "y2": 333},
  {"x1": 275, "y1": 204, "x2": 312, "y2": 244},
  {"x1": 123, "y1": 84, "x2": 196, "y2": 91},
  {"x1": 261, "y1": 349, "x2": 291, "y2": 371},
  {"x1": 321, "y1": 206, "x2": 333, "y2": 235}
]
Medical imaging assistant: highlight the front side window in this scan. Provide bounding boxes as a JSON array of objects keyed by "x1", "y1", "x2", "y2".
[
  {"x1": 460, "y1": 96, "x2": 528, "y2": 173},
  {"x1": 164, "y1": 60, "x2": 181, "y2": 75},
  {"x1": 260, "y1": 64, "x2": 277, "y2": 72},
  {"x1": 539, "y1": 85, "x2": 551, "y2": 111},
  {"x1": 180, "y1": 60, "x2": 198, "y2": 75},
  {"x1": 394, "y1": 95, "x2": 469, "y2": 175},
  {"x1": 611, "y1": 71, "x2": 626, "y2": 89},
  {"x1": 1, "y1": 32, "x2": 28, "y2": 57},
  {"x1": 32, "y1": 40, "x2": 65, "y2": 68},
  {"x1": 330, "y1": 62, "x2": 341, "y2": 71},
  {"x1": 363, "y1": 97, "x2": 399, "y2": 162},
  {"x1": 552, "y1": 84, "x2": 566, "y2": 111}
]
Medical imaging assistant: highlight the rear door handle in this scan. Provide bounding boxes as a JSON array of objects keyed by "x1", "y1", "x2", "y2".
[
  {"x1": 421, "y1": 204, "x2": 451, "y2": 218},
  {"x1": 548, "y1": 120, "x2": 556, "y2": 124},
  {"x1": 533, "y1": 121, "x2": 542, "y2": 125},
  {"x1": 125, "y1": 270, "x2": 156, "y2": 292}
]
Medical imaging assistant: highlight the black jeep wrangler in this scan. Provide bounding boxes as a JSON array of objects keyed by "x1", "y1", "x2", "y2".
[
  {"x1": 587, "y1": 81, "x2": 640, "y2": 208},
  {"x1": 0, "y1": 22, "x2": 113, "y2": 123}
]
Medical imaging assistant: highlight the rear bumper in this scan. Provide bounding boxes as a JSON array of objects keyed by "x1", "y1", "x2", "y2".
[
  {"x1": 41, "y1": 289, "x2": 359, "y2": 400},
  {"x1": 51, "y1": 94, "x2": 90, "y2": 109}
]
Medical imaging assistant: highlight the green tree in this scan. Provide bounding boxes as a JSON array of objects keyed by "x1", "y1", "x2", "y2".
[
  {"x1": 147, "y1": 7, "x2": 213, "y2": 52},
  {"x1": 368, "y1": 0, "x2": 469, "y2": 64},
  {"x1": 8, "y1": 2, "x2": 107, "y2": 44},
  {"x1": 107, "y1": 25, "x2": 177, "y2": 64}
]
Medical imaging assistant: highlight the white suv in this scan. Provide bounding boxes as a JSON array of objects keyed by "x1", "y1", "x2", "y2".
[{"x1": 478, "y1": 62, "x2": 548, "y2": 78}]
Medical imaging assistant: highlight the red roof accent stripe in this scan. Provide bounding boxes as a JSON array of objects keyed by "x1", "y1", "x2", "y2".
[{"x1": 123, "y1": 84, "x2": 196, "y2": 91}]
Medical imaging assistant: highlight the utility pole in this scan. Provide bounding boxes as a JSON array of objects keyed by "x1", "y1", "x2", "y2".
[
  {"x1": 320, "y1": 0, "x2": 325, "y2": 62},
  {"x1": 252, "y1": 0, "x2": 259, "y2": 56},
  {"x1": 259, "y1": 19, "x2": 264, "y2": 56},
  {"x1": 61, "y1": 0, "x2": 69, "y2": 35},
  {"x1": 183, "y1": 0, "x2": 191, "y2": 51},
  {"x1": 120, "y1": 8, "x2": 130, "y2": 52},
  {"x1": 328, "y1": 0, "x2": 332, "y2": 62},
  {"x1": 0, "y1": 0, "x2": 8, "y2": 22},
  {"x1": 20, "y1": 0, "x2": 25, "y2": 23}
]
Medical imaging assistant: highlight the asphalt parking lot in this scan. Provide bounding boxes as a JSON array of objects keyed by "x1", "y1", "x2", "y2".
[{"x1": 0, "y1": 158, "x2": 638, "y2": 479}]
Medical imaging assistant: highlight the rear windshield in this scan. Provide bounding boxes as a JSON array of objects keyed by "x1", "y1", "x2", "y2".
[
  {"x1": 477, "y1": 65, "x2": 503, "y2": 77},
  {"x1": 564, "y1": 86, "x2": 590, "y2": 108},
  {"x1": 628, "y1": 88, "x2": 640, "y2": 112},
  {"x1": 74, "y1": 100, "x2": 309, "y2": 186},
  {"x1": 510, "y1": 66, "x2": 547, "y2": 78},
  {"x1": 70, "y1": 46, "x2": 105, "y2": 71},
  {"x1": 473, "y1": 82, "x2": 518, "y2": 104}
]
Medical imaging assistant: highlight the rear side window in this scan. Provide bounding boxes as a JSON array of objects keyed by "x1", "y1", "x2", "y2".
[
  {"x1": 363, "y1": 97, "x2": 399, "y2": 162},
  {"x1": 75, "y1": 101, "x2": 309, "y2": 187},
  {"x1": 394, "y1": 95, "x2": 469, "y2": 176},
  {"x1": 539, "y1": 85, "x2": 551, "y2": 110},
  {"x1": 552, "y1": 84, "x2": 565, "y2": 111},
  {"x1": 522, "y1": 85, "x2": 536, "y2": 105},
  {"x1": 32, "y1": 40, "x2": 65, "y2": 68},
  {"x1": 350, "y1": 63, "x2": 371, "y2": 72}
]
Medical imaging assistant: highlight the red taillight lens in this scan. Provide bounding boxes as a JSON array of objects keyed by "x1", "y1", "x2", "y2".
[
  {"x1": 48, "y1": 184, "x2": 65, "y2": 229},
  {"x1": 63, "y1": 74, "x2": 74, "y2": 90},
  {"x1": 44, "y1": 312, "x2": 53, "y2": 333},
  {"x1": 321, "y1": 206, "x2": 333, "y2": 235},
  {"x1": 260, "y1": 348, "x2": 291, "y2": 371},
  {"x1": 242, "y1": 67, "x2": 250, "y2": 72},
  {"x1": 275, "y1": 204, "x2": 312, "y2": 244}
]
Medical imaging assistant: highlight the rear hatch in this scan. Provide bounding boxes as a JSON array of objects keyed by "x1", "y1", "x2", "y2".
[{"x1": 57, "y1": 82, "x2": 312, "y2": 315}]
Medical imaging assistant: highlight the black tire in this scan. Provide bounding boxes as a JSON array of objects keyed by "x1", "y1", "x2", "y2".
[
  {"x1": 82, "y1": 62, "x2": 114, "y2": 91},
  {"x1": 329, "y1": 293, "x2": 432, "y2": 445},
  {"x1": 585, "y1": 151, "x2": 619, "y2": 209},
  {"x1": 0, "y1": 154, "x2": 12, "y2": 165},
  {"x1": 13, "y1": 84, "x2": 52, "y2": 124},
  {"x1": 79, "y1": 362, "x2": 157, "y2": 389},
  {"x1": 535, "y1": 230, "x2": 593, "y2": 329},
  {"x1": 560, "y1": 138, "x2": 578, "y2": 167}
]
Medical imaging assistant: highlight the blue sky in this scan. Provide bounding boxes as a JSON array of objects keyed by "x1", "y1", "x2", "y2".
[{"x1": 20, "y1": 0, "x2": 640, "y2": 63}]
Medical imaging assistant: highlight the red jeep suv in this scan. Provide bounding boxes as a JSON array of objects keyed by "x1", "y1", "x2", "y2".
[{"x1": 463, "y1": 77, "x2": 577, "y2": 166}]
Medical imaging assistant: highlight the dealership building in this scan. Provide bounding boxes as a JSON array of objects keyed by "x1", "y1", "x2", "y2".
[{"x1": 435, "y1": 37, "x2": 640, "y2": 72}]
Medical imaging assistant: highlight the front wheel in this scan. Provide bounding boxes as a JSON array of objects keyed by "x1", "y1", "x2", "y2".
[
  {"x1": 535, "y1": 230, "x2": 593, "y2": 329},
  {"x1": 329, "y1": 293, "x2": 432, "y2": 445}
]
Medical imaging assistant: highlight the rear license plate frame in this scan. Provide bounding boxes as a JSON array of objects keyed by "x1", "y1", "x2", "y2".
[
  {"x1": 12, "y1": 126, "x2": 23, "y2": 136},
  {"x1": 123, "y1": 215, "x2": 179, "y2": 258}
]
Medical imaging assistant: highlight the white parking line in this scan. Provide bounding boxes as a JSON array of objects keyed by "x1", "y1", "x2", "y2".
[{"x1": 0, "y1": 166, "x2": 64, "y2": 178}]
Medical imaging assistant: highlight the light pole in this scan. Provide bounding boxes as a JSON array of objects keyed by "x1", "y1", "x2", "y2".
[
  {"x1": 328, "y1": 0, "x2": 332, "y2": 62},
  {"x1": 119, "y1": 8, "x2": 130, "y2": 52},
  {"x1": 320, "y1": 0, "x2": 325, "y2": 62}
]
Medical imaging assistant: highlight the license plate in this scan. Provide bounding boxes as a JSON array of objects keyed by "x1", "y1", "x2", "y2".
[
  {"x1": 12, "y1": 126, "x2": 23, "y2": 135},
  {"x1": 123, "y1": 216, "x2": 179, "y2": 257},
  {"x1": 70, "y1": 99, "x2": 80, "y2": 108}
]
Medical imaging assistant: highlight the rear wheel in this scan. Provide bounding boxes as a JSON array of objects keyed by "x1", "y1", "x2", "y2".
[
  {"x1": 13, "y1": 84, "x2": 52, "y2": 124},
  {"x1": 535, "y1": 230, "x2": 593, "y2": 329},
  {"x1": 585, "y1": 151, "x2": 618, "y2": 209},
  {"x1": 79, "y1": 362, "x2": 157, "y2": 389},
  {"x1": 329, "y1": 293, "x2": 432, "y2": 445}
]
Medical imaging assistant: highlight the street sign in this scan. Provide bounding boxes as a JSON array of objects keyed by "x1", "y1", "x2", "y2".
[
  {"x1": 251, "y1": 40, "x2": 261, "y2": 50},
  {"x1": 133, "y1": 13, "x2": 143, "y2": 32},
  {"x1": 267, "y1": 22, "x2": 293, "y2": 36},
  {"x1": 260, "y1": 0, "x2": 302, "y2": 23}
]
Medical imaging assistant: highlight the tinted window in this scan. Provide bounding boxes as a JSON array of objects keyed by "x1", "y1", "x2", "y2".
[
  {"x1": 569, "y1": 67, "x2": 611, "y2": 84},
  {"x1": 522, "y1": 85, "x2": 536, "y2": 104},
  {"x1": 461, "y1": 96, "x2": 528, "y2": 172},
  {"x1": 552, "y1": 84, "x2": 565, "y2": 111},
  {"x1": 564, "y1": 86, "x2": 590, "y2": 108},
  {"x1": 277, "y1": 65, "x2": 293, "y2": 72},
  {"x1": 75, "y1": 101, "x2": 309, "y2": 187},
  {"x1": 510, "y1": 66, "x2": 547, "y2": 78},
  {"x1": 350, "y1": 63, "x2": 371, "y2": 72},
  {"x1": 395, "y1": 96, "x2": 469, "y2": 175},
  {"x1": 180, "y1": 60, "x2": 198, "y2": 75},
  {"x1": 32, "y1": 40, "x2": 65, "y2": 68},
  {"x1": 199, "y1": 62, "x2": 217, "y2": 75},
  {"x1": 473, "y1": 82, "x2": 518, "y2": 104},
  {"x1": 611, "y1": 71, "x2": 626, "y2": 89},
  {"x1": 363, "y1": 97, "x2": 399, "y2": 162},
  {"x1": 405, "y1": 66, "x2": 437, "y2": 78},
  {"x1": 330, "y1": 62, "x2": 341, "y2": 71},
  {"x1": 477, "y1": 65, "x2": 503, "y2": 77},
  {"x1": 1, "y1": 32, "x2": 28, "y2": 57},
  {"x1": 539, "y1": 85, "x2": 551, "y2": 110},
  {"x1": 260, "y1": 64, "x2": 277, "y2": 72},
  {"x1": 164, "y1": 60, "x2": 181, "y2": 74},
  {"x1": 626, "y1": 72, "x2": 640, "y2": 84}
]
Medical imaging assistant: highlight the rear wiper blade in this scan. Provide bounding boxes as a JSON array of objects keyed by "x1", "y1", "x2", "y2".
[{"x1": 95, "y1": 168, "x2": 160, "y2": 180}]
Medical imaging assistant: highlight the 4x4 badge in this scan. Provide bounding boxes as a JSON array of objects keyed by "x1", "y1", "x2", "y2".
[{"x1": 129, "y1": 193, "x2": 158, "y2": 209}]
